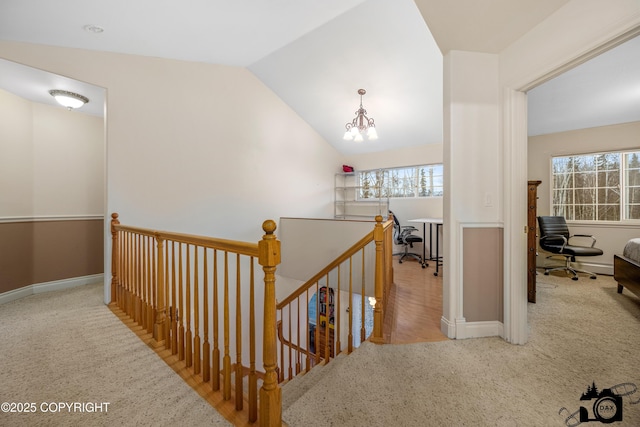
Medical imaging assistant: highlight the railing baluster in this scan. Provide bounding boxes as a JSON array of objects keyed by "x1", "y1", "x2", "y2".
[
  {"x1": 154, "y1": 234, "x2": 165, "y2": 343},
  {"x1": 202, "y1": 248, "x2": 210, "y2": 382},
  {"x1": 185, "y1": 244, "x2": 193, "y2": 367},
  {"x1": 171, "y1": 242, "x2": 178, "y2": 355},
  {"x1": 146, "y1": 235, "x2": 152, "y2": 332},
  {"x1": 223, "y1": 251, "x2": 231, "y2": 400},
  {"x1": 194, "y1": 246, "x2": 201, "y2": 375},
  {"x1": 212, "y1": 249, "x2": 220, "y2": 391},
  {"x1": 348, "y1": 256, "x2": 353, "y2": 354},
  {"x1": 279, "y1": 313, "x2": 284, "y2": 383},
  {"x1": 314, "y1": 281, "x2": 320, "y2": 365},
  {"x1": 295, "y1": 297, "x2": 301, "y2": 375},
  {"x1": 129, "y1": 232, "x2": 134, "y2": 317},
  {"x1": 305, "y1": 288, "x2": 310, "y2": 372},
  {"x1": 137, "y1": 234, "x2": 142, "y2": 324},
  {"x1": 164, "y1": 241, "x2": 171, "y2": 351},
  {"x1": 360, "y1": 248, "x2": 366, "y2": 344},
  {"x1": 336, "y1": 265, "x2": 341, "y2": 355},
  {"x1": 235, "y1": 253, "x2": 243, "y2": 410},
  {"x1": 324, "y1": 273, "x2": 330, "y2": 362},
  {"x1": 248, "y1": 257, "x2": 257, "y2": 422},
  {"x1": 178, "y1": 243, "x2": 185, "y2": 361},
  {"x1": 288, "y1": 304, "x2": 292, "y2": 379}
]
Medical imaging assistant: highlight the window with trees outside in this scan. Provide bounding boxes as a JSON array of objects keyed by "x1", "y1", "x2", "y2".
[
  {"x1": 551, "y1": 151, "x2": 640, "y2": 222},
  {"x1": 357, "y1": 164, "x2": 443, "y2": 199}
]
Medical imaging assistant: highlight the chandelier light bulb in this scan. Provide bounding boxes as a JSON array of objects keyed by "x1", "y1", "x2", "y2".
[{"x1": 367, "y1": 126, "x2": 378, "y2": 140}]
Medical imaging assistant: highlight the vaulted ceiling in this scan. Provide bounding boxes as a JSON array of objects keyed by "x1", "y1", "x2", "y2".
[{"x1": 0, "y1": 0, "x2": 638, "y2": 155}]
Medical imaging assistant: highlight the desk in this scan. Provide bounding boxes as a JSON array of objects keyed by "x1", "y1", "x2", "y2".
[{"x1": 408, "y1": 218, "x2": 443, "y2": 276}]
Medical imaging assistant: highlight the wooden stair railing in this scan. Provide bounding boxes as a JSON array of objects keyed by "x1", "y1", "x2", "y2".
[
  {"x1": 275, "y1": 215, "x2": 393, "y2": 384},
  {"x1": 109, "y1": 213, "x2": 282, "y2": 426}
]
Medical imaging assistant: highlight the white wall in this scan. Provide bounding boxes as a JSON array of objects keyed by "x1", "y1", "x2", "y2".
[
  {"x1": 345, "y1": 143, "x2": 444, "y2": 258},
  {"x1": 528, "y1": 121, "x2": 640, "y2": 272},
  {"x1": 0, "y1": 41, "x2": 347, "y2": 305},
  {"x1": 498, "y1": 0, "x2": 640, "y2": 343},
  {"x1": 442, "y1": 51, "x2": 502, "y2": 339},
  {"x1": 0, "y1": 88, "x2": 104, "y2": 218},
  {"x1": 279, "y1": 217, "x2": 375, "y2": 292}
]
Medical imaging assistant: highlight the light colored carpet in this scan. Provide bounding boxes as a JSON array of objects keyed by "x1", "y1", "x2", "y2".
[
  {"x1": 0, "y1": 283, "x2": 231, "y2": 427},
  {"x1": 2, "y1": 274, "x2": 639, "y2": 426},
  {"x1": 282, "y1": 273, "x2": 640, "y2": 426}
]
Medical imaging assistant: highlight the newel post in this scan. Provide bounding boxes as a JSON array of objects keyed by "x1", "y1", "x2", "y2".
[
  {"x1": 371, "y1": 215, "x2": 385, "y2": 344},
  {"x1": 110, "y1": 213, "x2": 120, "y2": 304},
  {"x1": 153, "y1": 233, "x2": 166, "y2": 344},
  {"x1": 258, "y1": 220, "x2": 282, "y2": 427}
]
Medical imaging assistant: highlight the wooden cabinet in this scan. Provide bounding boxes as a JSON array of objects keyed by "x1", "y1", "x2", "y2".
[{"x1": 527, "y1": 181, "x2": 541, "y2": 303}]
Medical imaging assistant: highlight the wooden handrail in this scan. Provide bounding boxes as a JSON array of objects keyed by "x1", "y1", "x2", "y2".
[
  {"x1": 276, "y1": 320, "x2": 311, "y2": 360},
  {"x1": 275, "y1": 215, "x2": 393, "y2": 385},
  {"x1": 109, "y1": 213, "x2": 282, "y2": 427},
  {"x1": 277, "y1": 218, "x2": 392, "y2": 309},
  {"x1": 114, "y1": 224, "x2": 260, "y2": 257}
]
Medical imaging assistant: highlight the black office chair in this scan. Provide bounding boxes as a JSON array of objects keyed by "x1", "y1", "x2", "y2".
[
  {"x1": 537, "y1": 216, "x2": 603, "y2": 280},
  {"x1": 390, "y1": 210, "x2": 425, "y2": 267}
]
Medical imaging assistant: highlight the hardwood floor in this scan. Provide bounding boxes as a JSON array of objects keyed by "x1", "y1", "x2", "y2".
[{"x1": 383, "y1": 258, "x2": 448, "y2": 343}]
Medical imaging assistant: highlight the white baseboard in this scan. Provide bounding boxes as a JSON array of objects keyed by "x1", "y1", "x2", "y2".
[
  {"x1": 0, "y1": 274, "x2": 104, "y2": 305},
  {"x1": 455, "y1": 320, "x2": 504, "y2": 340},
  {"x1": 441, "y1": 316, "x2": 456, "y2": 338}
]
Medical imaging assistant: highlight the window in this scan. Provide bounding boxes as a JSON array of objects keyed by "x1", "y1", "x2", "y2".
[
  {"x1": 551, "y1": 151, "x2": 640, "y2": 221},
  {"x1": 358, "y1": 164, "x2": 443, "y2": 199}
]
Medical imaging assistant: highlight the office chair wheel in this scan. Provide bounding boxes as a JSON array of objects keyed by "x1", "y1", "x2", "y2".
[
  {"x1": 433, "y1": 272, "x2": 438, "y2": 276},
  {"x1": 399, "y1": 260, "x2": 403, "y2": 264},
  {"x1": 590, "y1": 275, "x2": 597, "y2": 279},
  {"x1": 544, "y1": 271, "x2": 550, "y2": 275},
  {"x1": 571, "y1": 276, "x2": 578, "y2": 281},
  {"x1": 421, "y1": 264, "x2": 426, "y2": 269}
]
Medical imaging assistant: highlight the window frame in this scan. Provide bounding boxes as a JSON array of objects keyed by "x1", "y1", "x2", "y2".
[
  {"x1": 550, "y1": 149, "x2": 640, "y2": 224},
  {"x1": 357, "y1": 164, "x2": 443, "y2": 200}
]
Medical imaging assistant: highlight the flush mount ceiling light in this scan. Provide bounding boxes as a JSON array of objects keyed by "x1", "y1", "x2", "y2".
[
  {"x1": 49, "y1": 90, "x2": 90, "y2": 110},
  {"x1": 343, "y1": 89, "x2": 378, "y2": 142},
  {"x1": 83, "y1": 24, "x2": 104, "y2": 34}
]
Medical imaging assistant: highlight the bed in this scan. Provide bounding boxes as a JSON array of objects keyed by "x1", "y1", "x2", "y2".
[{"x1": 615, "y1": 238, "x2": 640, "y2": 299}]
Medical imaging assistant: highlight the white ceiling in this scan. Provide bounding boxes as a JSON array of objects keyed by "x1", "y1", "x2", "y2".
[
  {"x1": 0, "y1": 0, "x2": 638, "y2": 154},
  {"x1": 528, "y1": 34, "x2": 640, "y2": 136}
]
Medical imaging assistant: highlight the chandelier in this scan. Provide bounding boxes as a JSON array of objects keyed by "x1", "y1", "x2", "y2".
[{"x1": 343, "y1": 89, "x2": 378, "y2": 142}]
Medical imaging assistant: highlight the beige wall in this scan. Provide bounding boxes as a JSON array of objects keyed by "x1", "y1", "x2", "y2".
[
  {"x1": 0, "y1": 88, "x2": 105, "y2": 294},
  {"x1": 528, "y1": 121, "x2": 640, "y2": 271},
  {"x1": 0, "y1": 89, "x2": 33, "y2": 215},
  {"x1": 463, "y1": 227, "x2": 503, "y2": 322},
  {"x1": 0, "y1": 88, "x2": 104, "y2": 217},
  {"x1": 0, "y1": 220, "x2": 104, "y2": 293}
]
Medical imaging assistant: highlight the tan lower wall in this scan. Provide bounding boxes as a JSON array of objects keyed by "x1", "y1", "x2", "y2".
[
  {"x1": 463, "y1": 227, "x2": 504, "y2": 322},
  {"x1": 0, "y1": 219, "x2": 104, "y2": 294}
]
